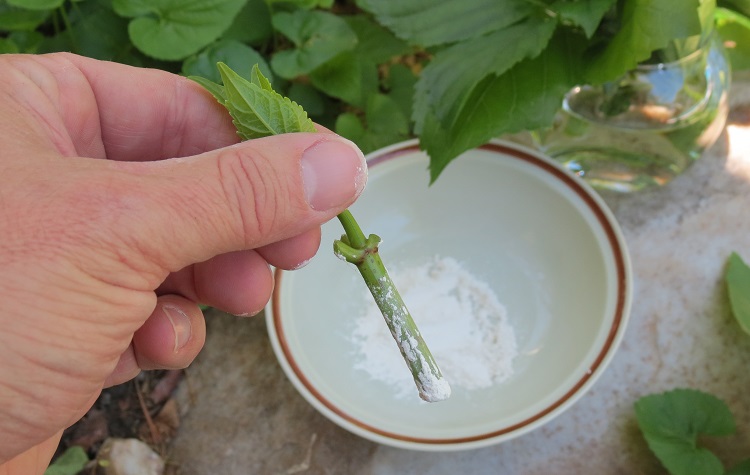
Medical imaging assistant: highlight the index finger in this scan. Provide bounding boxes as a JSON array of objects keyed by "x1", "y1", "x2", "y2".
[{"x1": 59, "y1": 53, "x2": 240, "y2": 161}]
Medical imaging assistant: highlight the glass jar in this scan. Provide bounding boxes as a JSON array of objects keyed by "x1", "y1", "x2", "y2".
[{"x1": 531, "y1": 34, "x2": 731, "y2": 192}]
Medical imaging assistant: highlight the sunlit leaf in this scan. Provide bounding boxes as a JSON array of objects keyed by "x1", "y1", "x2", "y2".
[
  {"x1": 585, "y1": 0, "x2": 703, "y2": 83},
  {"x1": 717, "y1": 7, "x2": 750, "y2": 71}
]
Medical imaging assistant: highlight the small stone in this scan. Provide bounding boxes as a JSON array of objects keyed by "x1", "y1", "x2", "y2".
[{"x1": 99, "y1": 438, "x2": 164, "y2": 475}]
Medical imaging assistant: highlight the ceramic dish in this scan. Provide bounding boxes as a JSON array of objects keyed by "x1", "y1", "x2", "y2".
[{"x1": 266, "y1": 139, "x2": 632, "y2": 451}]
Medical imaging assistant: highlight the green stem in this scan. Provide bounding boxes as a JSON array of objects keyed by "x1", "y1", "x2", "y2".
[{"x1": 334, "y1": 210, "x2": 451, "y2": 402}]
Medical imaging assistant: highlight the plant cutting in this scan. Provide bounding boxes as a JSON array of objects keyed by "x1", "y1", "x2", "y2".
[{"x1": 190, "y1": 62, "x2": 451, "y2": 402}]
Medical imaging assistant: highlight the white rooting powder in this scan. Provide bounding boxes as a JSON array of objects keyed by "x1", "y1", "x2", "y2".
[{"x1": 350, "y1": 256, "x2": 518, "y2": 400}]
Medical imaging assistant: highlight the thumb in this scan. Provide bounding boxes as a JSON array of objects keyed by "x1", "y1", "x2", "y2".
[{"x1": 111, "y1": 132, "x2": 367, "y2": 273}]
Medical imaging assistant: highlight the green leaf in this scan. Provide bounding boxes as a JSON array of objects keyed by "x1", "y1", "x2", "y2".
[
  {"x1": 420, "y1": 31, "x2": 584, "y2": 182},
  {"x1": 383, "y1": 63, "x2": 417, "y2": 121},
  {"x1": 7, "y1": 0, "x2": 63, "y2": 9},
  {"x1": 189, "y1": 75, "x2": 227, "y2": 103},
  {"x1": 548, "y1": 0, "x2": 616, "y2": 38},
  {"x1": 193, "y1": 62, "x2": 316, "y2": 140},
  {"x1": 726, "y1": 252, "x2": 750, "y2": 334},
  {"x1": 345, "y1": 14, "x2": 412, "y2": 64},
  {"x1": 716, "y1": 7, "x2": 750, "y2": 71},
  {"x1": 335, "y1": 94, "x2": 410, "y2": 153},
  {"x1": 585, "y1": 0, "x2": 703, "y2": 84},
  {"x1": 0, "y1": 37, "x2": 19, "y2": 53},
  {"x1": 357, "y1": 0, "x2": 535, "y2": 47},
  {"x1": 270, "y1": 10, "x2": 358, "y2": 79},
  {"x1": 309, "y1": 51, "x2": 379, "y2": 108},
  {"x1": 721, "y1": 0, "x2": 750, "y2": 16},
  {"x1": 0, "y1": 3, "x2": 51, "y2": 31},
  {"x1": 182, "y1": 40, "x2": 271, "y2": 85},
  {"x1": 727, "y1": 459, "x2": 750, "y2": 475},
  {"x1": 63, "y1": 1, "x2": 132, "y2": 61},
  {"x1": 413, "y1": 15, "x2": 556, "y2": 133},
  {"x1": 44, "y1": 446, "x2": 89, "y2": 475},
  {"x1": 286, "y1": 82, "x2": 326, "y2": 117},
  {"x1": 634, "y1": 389, "x2": 735, "y2": 475},
  {"x1": 112, "y1": 0, "x2": 246, "y2": 61},
  {"x1": 268, "y1": 0, "x2": 333, "y2": 8},
  {"x1": 8, "y1": 30, "x2": 45, "y2": 53},
  {"x1": 222, "y1": 0, "x2": 272, "y2": 46}
]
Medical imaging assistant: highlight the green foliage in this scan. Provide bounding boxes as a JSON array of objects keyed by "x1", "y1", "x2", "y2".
[
  {"x1": 2, "y1": 0, "x2": 750, "y2": 183},
  {"x1": 726, "y1": 252, "x2": 750, "y2": 334},
  {"x1": 112, "y1": 0, "x2": 246, "y2": 61},
  {"x1": 584, "y1": 0, "x2": 703, "y2": 83},
  {"x1": 44, "y1": 446, "x2": 88, "y2": 475},
  {"x1": 717, "y1": 7, "x2": 750, "y2": 70},
  {"x1": 191, "y1": 63, "x2": 316, "y2": 140},
  {"x1": 270, "y1": 9, "x2": 357, "y2": 79},
  {"x1": 635, "y1": 389, "x2": 736, "y2": 475},
  {"x1": 8, "y1": 0, "x2": 63, "y2": 10}
]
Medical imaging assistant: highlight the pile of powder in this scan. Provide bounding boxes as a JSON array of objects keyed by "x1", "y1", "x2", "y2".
[{"x1": 350, "y1": 255, "x2": 518, "y2": 400}]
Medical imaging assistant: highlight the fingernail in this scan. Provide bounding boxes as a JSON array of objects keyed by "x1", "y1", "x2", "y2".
[
  {"x1": 301, "y1": 139, "x2": 367, "y2": 211},
  {"x1": 162, "y1": 305, "x2": 192, "y2": 352}
]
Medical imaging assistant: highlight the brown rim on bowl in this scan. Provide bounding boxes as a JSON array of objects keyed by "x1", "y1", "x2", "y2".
[{"x1": 271, "y1": 141, "x2": 629, "y2": 446}]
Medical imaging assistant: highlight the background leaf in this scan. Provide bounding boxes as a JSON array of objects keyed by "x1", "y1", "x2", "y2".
[
  {"x1": 309, "y1": 51, "x2": 378, "y2": 108},
  {"x1": 0, "y1": 37, "x2": 18, "y2": 53},
  {"x1": 585, "y1": 0, "x2": 703, "y2": 83},
  {"x1": 335, "y1": 94, "x2": 410, "y2": 153},
  {"x1": 7, "y1": 0, "x2": 62, "y2": 9},
  {"x1": 0, "y1": 3, "x2": 51, "y2": 30},
  {"x1": 548, "y1": 0, "x2": 616, "y2": 38},
  {"x1": 182, "y1": 40, "x2": 271, "y2": 85},
  {"x1": 270, "y1": 10, "x2": 357, "y2": 79},
  {"x1": 344, "y1": 14, "x2": 412, "y2": 64},
  {"x1": 421, "y1": 31, "x2": 585, "y2": 182},
  {"x1": 44, "y1": 446, "x2": 88, "y2": 475},
  {"x1": 222, "y1": 0, "x2": 272, "y2": 46},
  {"x1": 727, "y1": 459, "x2": 750, "y2": 475},
  {"x1": 634, "y1": 388, "x2": 735, "y2": 475},
  {"x1": 726, "y1": 252, "x2": 750, "y2": 334},
  {"x1": 113, "y1": 0, "x2": 246, "y2": 61},
  {"x1": 413, "y1": 16, "x2": 557, "y2": 133},
  {"x1": 356, "y1": 0, "x2": 534, "y2": 47},
  {"x1": 62, "y1": 1, "x2": 132, "y2": 62},
  {"x1": 717, "y1": 7, "x2": 750, "y2": 71}
]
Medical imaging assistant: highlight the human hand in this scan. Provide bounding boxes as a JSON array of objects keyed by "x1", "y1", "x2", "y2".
[{"x1": 0, "y1": 53, "x2": 366, "y2": 472}]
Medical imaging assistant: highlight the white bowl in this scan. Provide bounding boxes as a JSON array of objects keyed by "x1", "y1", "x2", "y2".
[{"x1": 266, "y1": 139, "x2": 632, "y2": 451}]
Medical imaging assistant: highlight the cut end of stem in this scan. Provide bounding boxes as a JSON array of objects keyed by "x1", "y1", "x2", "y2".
[{"x1": 417, "y1": 374, "x2": 452, "y2": 403}]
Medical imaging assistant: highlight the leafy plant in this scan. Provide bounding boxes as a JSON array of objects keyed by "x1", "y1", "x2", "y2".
[
  {"x1": 190, "y1": 63, "x2": 451, "y2": 402},
  {"x1": 2, "y1": 0, "x2": 750, "y2": 183}
]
